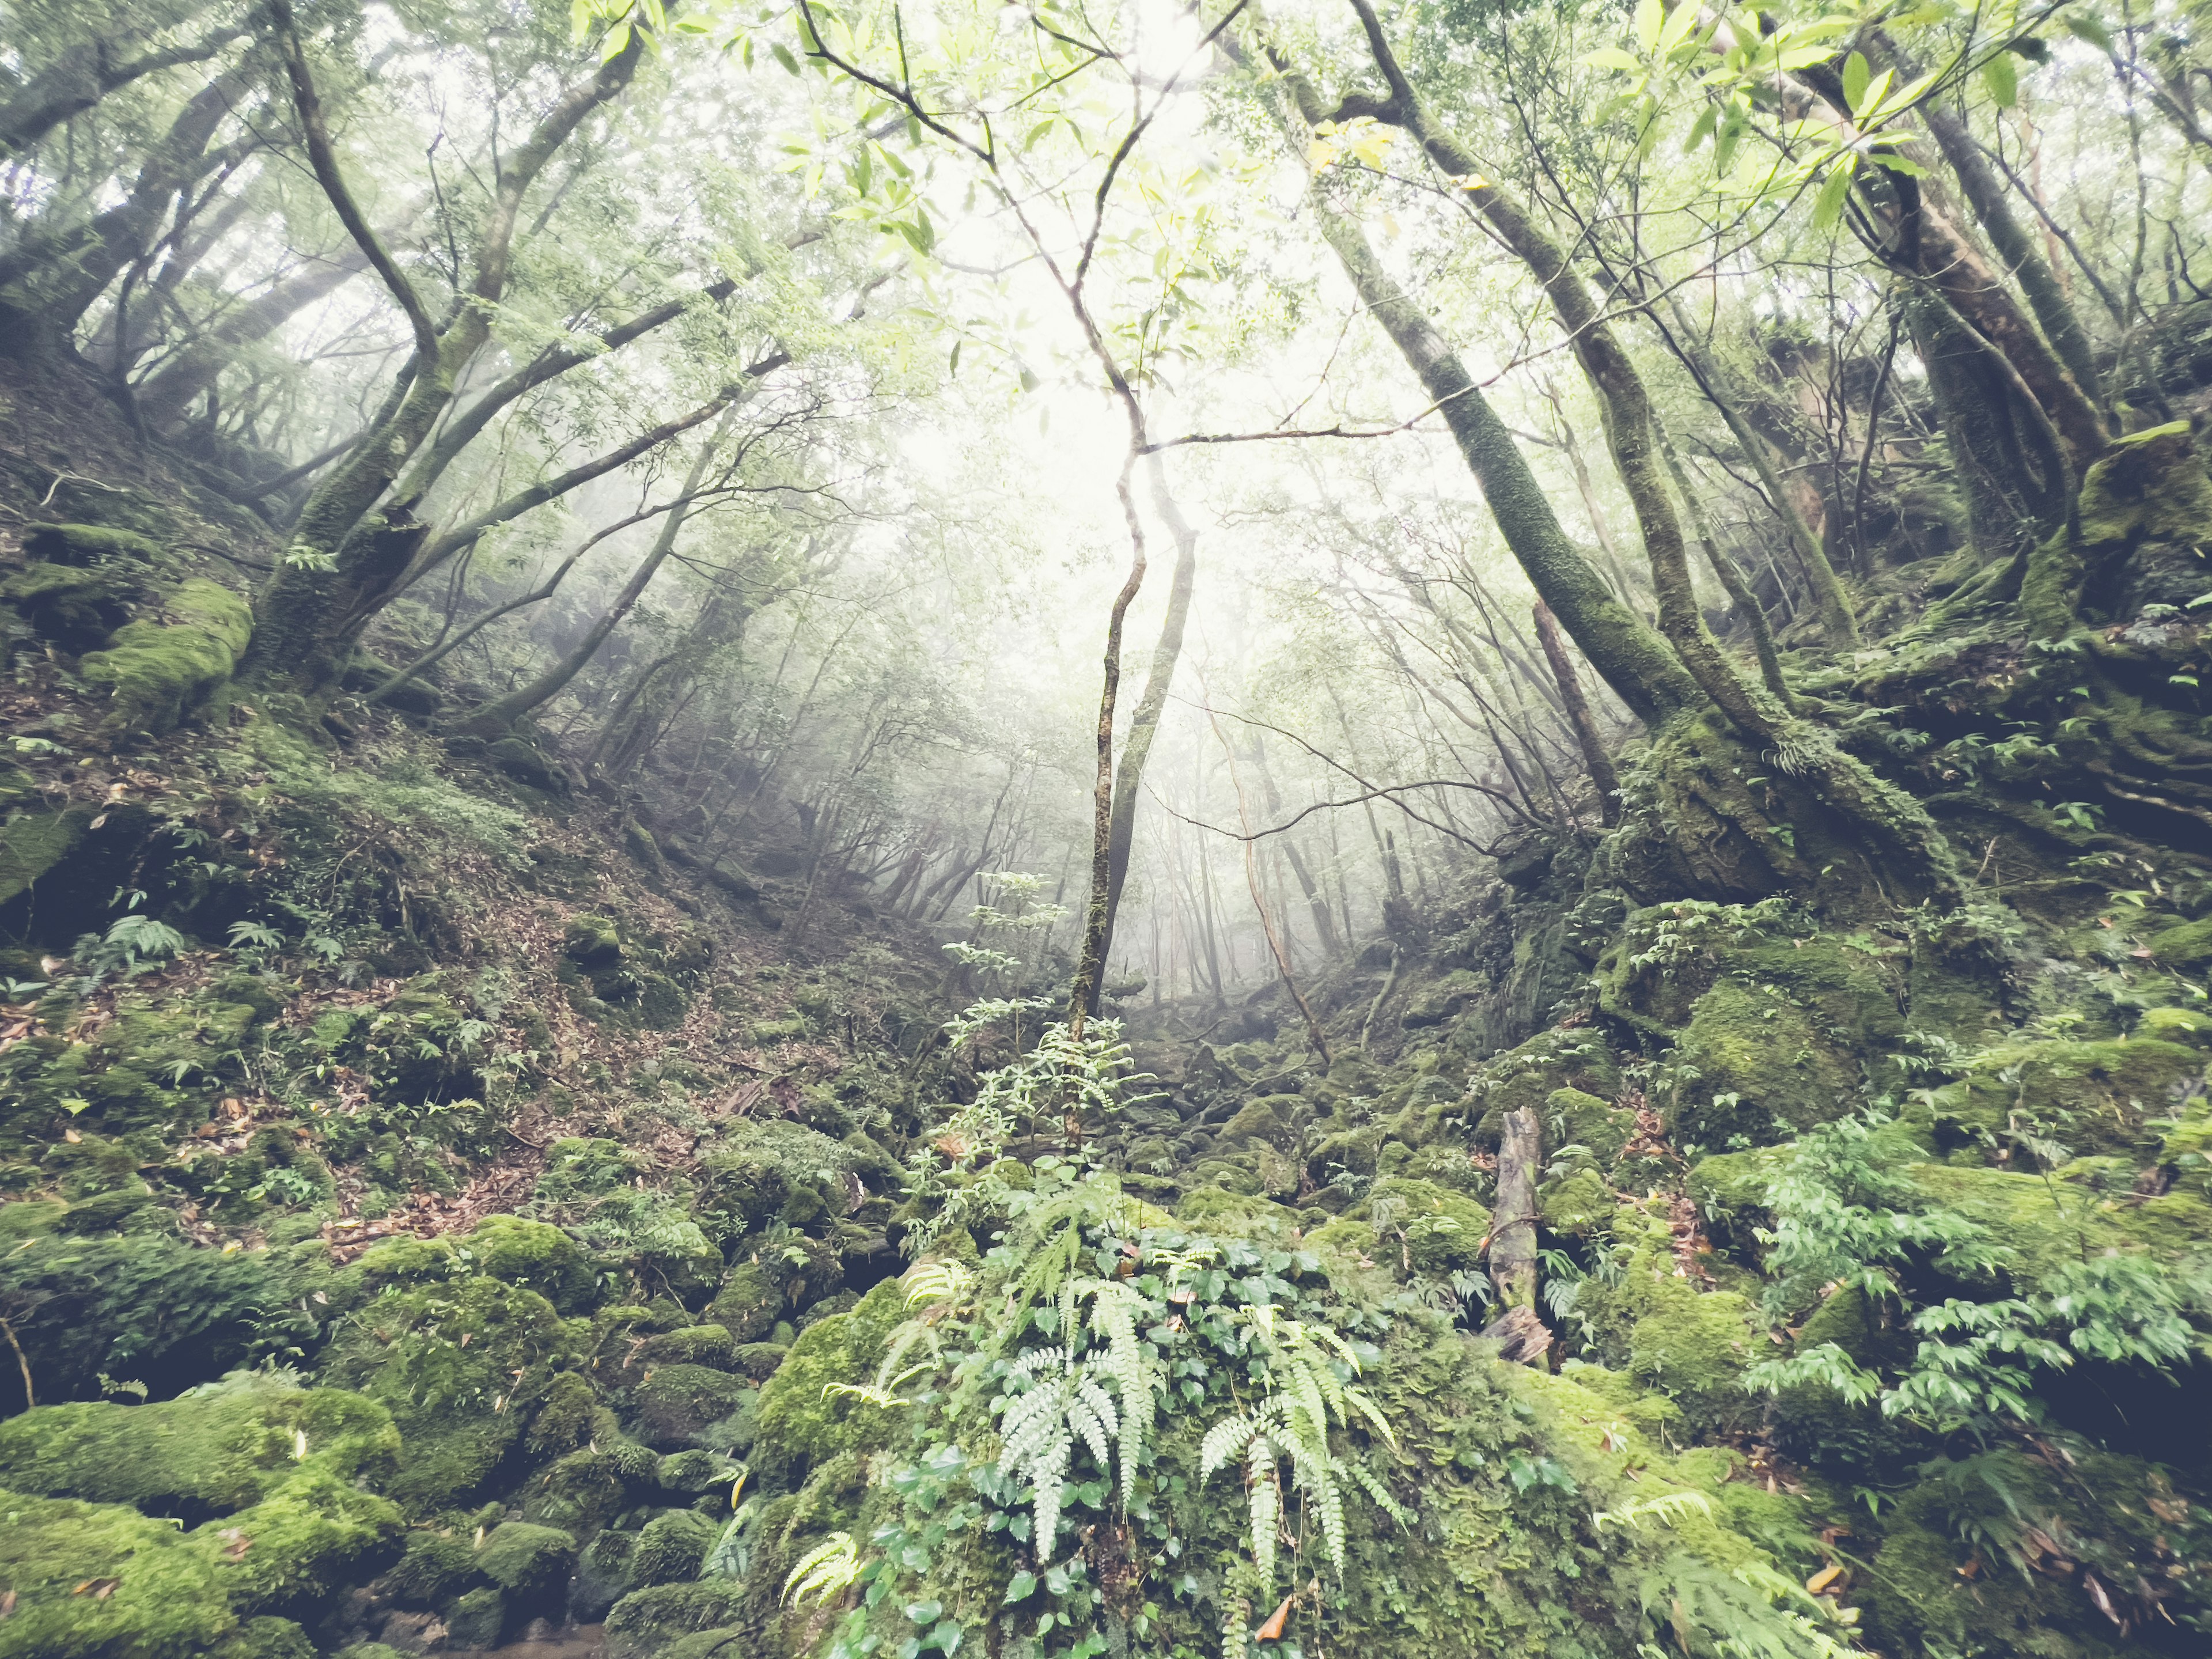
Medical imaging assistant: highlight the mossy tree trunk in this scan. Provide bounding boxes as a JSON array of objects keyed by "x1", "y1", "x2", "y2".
[
  {"x1": 242, "y1": 16, "x2": 646, "y2": 691},
  {"x1": 1230, "y1": 19, "x2": 1703, "y2": 730}
]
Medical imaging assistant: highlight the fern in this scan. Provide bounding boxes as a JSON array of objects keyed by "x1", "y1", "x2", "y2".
[
  {"x1": 782, "y1": 1532, "x2": 861, "y2": 1607},
  {"x1": 1198, "y1": 1309, "x2": 1406, "y2": 1584}
]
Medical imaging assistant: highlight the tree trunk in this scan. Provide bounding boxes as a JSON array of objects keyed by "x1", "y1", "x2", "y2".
[
  {"x1": 456, "y1": 411, "x2": 736, "y2": 738},
  {"x1": 1490, "y1": 1106, "x2": 1540, "y2": 1312},
  {"x1": 1532, "y1": 601, "x2": 1620, "y2": 827},
  {"x1": 1088, "y1": 454, "x2": 1199, "y2": 1013},
  {"x1": 1232, "y1": 24, "x2": 1701, "y2": 728}
]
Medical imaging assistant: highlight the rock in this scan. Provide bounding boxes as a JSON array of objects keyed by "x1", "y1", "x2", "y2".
[
  {"x1": 0, "y1": 562, "x2": 137, "y2": 650},
  {"x1": 442, "y1": 1585, "x2": 506, "y2": 1649},
  {"x1": 603, "y1": 1581, "x2": 745, "y2": 1659},
  {"x1": 628, "y1": 1509, "x2": 717, "y2": 1585},
  {"x1": 627, "y1": 1365, "x2": 749, "y2": 1450},
  {"x1": 487, "y1": 736, "x2": 562, "y2": 791},
  {"x1": 562, "y1": 914, "x2": 622, "y2": 968},
  {"x1": 77, "y1": 577, "x2": 252, "y2": 741},
  {"x1": 474, "y1": 1522, "x2": 575, "y2": 1620},
  {"x1": 21, "y1": 522, "x2": 162, "y2": 566}
]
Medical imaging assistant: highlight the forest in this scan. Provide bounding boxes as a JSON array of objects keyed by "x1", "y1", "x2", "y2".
[{"x1": 2, "y1": 0, "x2": 2211, "y2": 1654}]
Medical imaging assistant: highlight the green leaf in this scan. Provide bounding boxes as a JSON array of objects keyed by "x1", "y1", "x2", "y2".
[
  {"x1": 1658, "y1": 0, "x2": 1699, "y2": 55},
  {"x1": 1980, "y1": 51, "x2": 2018, "y2": 107},
  {"x1": 1003, "y1": 1571, "x2": 1036, "y2": 1604},
  {"x1": 1853, "y1": 66, "x2": 1895, "y2": 118},
  {"x1": 906, "y1": 1601, "x2": 944, "y2": 1624},
  {"x1": 598, "y1": 20, "x2": 631, "y2": 61},
  {"x1": 1841, "y1": 50, "x2": 1870, "y2": 112},
  {"x1": 772, "y1": 40, "x2": 800, "y2": 73},
  {"x1": 931, "y1": 1621, "x2": 964, "y2": 1656},
  {"x1": 2062, "y1": 13, "x2": 2115, "y2": 51},
  {"x1": 1583, "y1": 46, "x2": 1644, "y2": 71},
  {"x1": 1686, "y1": 101, "x2": 1719, "y2": 149},
  {"x1": 948, "y1": 340, "x2": 961, "y2": 376},
  {"x1": 1633, "y1": 0, "x2": 1664, "y2": 54},
  {"x1": 1812, "y1": 158, "x2": 1855, "y2": 231}
]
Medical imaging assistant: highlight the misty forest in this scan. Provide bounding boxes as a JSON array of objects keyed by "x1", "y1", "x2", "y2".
[{"x1": 4, "y1": 0, "x2": 2212, "y2": 1655}]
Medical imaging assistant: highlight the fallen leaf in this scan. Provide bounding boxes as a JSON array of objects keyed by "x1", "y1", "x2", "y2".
[
  {"x1": 1806, "y1": 1564, "x2": 1844, "y2": 1594},
  {"x1": 1256, "y1": 1594, "x2": 1295, "y2": 1642}
]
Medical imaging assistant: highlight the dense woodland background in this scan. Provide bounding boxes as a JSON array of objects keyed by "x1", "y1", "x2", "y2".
[{"x1": 3, "y1": 0, "x2": 2212, "y2": 1656}]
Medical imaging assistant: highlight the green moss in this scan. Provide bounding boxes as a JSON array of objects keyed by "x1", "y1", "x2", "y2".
[
  {"x1": 1366, "y1": 1178, "x2": 1488, "y2": 1276},
  {"x1": 521, "y1": 1449, "x2": 631, "y2": 1534},
  {"x1": 2148, "y1": 914, "x2": 2212, "y2": 970},
  {"x1": 1668, "y1": 977, "x2": 1859, "y2": 1152},
  {"x1": 444, "y1": 1585, "x2": 507, "y2": 1648},
  {"x1": 1537, "y1": 1166, "x2": 1613, "y2": 1236},
  {"x1": 563, "y1": 915, "x2": 622, "y2": 966},
  {"x1": 629, "y1": 1509, "x2": 718, "y2": 1584},
  {"x1": 699, "y1": 1119, "x2": 856, "y2": 1236},
  {"x1": 1569, "y1": 1198, "x2": 1759, "y2": 1434},
  {"x1": 1215, "y1": 1093, "x2": 1301, "y2": 1152},
  {"x1": 639, "y1": 1324, "x2": 734, "y2": 1369},
  {"x1": 380, "y1": 1530, "x2": 476, "y2": 1606},
  {"x1": 78, "y1": 578, "x2": 252, "y2": 741},
  {"x1": 475, "y1": 1521, "x2": 575, "y2": 1611},
  {"x1": 1908, "y1": 1160, "x2": 2212, "y2": 1274},
  {"x1": 604, "y1": 1580, "x2": 747, "y2": 1659},
  {"x1": 630, "y1": 1363, "x2": 751, "y2": 1450},
  {"x1": 706, "y1": 1261, "x2": 786, "y2": 1342},
  {"x1": 0, "y1": 1376, "x2": 399, "y2": 1509},
  {"x1": 319, "y1": 1274, "x2": 575, "y2": 1512},
  {"x1": 0, "y1": 1486, "x2": 237, "y2": 1659},
  {"x1": 210, "y1": 1617, "x2": 315, "y2": 1659},
  {"x1": 462, "y1": 1214, "x2": 598, "y2": 1313},
  {"x1": 22, "y1": 523, "x2": 162, "y2": 566},
  {"x1": 1930, "y1": 1034, "x2": 2209, "y2": 1154},
  {"x1": 752, "y1": 1277, "x2": 908, "y2": 1464}
]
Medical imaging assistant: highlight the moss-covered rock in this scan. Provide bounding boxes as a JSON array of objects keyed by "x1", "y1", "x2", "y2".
[
  {"x1": 319, "y1": 1273, "x2": 576, "y2": 1512},
  {"x1": 707, "y1": 1260, "x2": 787, "y2": 1342},
  {"x1": 604, "y1": 1580, "x2": 746, "y2": 1659},
  {"x1": 444, "y1": 1585, "x2": 507, "y2": 1648},
  {"x1": 462, "y1": 1214, "x2": 599, "y2": 1313},
  {"x1": 752, "y1": 1277, "x2": 908, "y2": 1466},
  {"x1": 378, "y1": 1530, "x2": 476, "y2": 1607},
  {"x1": 1365, "y1": 1177, "x2": 1489, "y2": 1276},
  {"x1": 0, "y1": 1486, "x2": 237, "y2": 1659},
  {"x1": 77, "y1": 577, "x2": 252, "y2": 741},
  {"x1": 628, "y1": 1363, "x2": 751, "y2": 1450},
  {"x1": 628, "y1": 1509, "x2": 718, "y2": 1585},
  {"x1": 474, "y1": 1521, "x2": 575, "y2": 1617},
  {"x1": 1, "y1": 560, "x2": 138, "y2": 650}
]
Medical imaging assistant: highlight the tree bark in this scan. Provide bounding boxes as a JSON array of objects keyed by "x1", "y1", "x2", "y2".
[
  {"x1": 1228, "y1": 19, "x2": 1702, "y2": 728},
  {"x1": 1087, "y1": 454, "x2": 1198, "y2": 1012},
  {"x1": 456, "y1": 408, "x2": 738, "y2": 738},
  {"x1": 1532, "y1": 601, "x2": 1620, "y2": 827},
  {"x1": 1489, "y1": 1106, "x2": 1540, "y2": 1312}
]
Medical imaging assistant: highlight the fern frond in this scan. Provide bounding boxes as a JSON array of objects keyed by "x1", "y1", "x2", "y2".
[
  {"x1": 1593, "y1": 1490, "x2": 1715, "y2": 1533},
  {"x1": 781, "y1": 1532, "x2": 859, "y2": 1607},
  {"x1": 1247, "y1": 1435, "x2": 1279, "y2": 1586},
  {"x1": 1029, "y1": 1426, "x2": 1074, "y2": 1560},
  {"x1": 902, "y1": 1258, "x2": 975, "y2": 1308},
  {"x1": 1344, "y1": 1459, "x2": 1413, "y2": 1528},
  {"x1": 1200, "y1": 1411, "x2": 1255, "y2": 1479}
]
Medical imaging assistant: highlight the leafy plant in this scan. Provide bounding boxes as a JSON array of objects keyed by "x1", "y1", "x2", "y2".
[
  {"x1": 783, "y1": 1531, "x2": 862, "y2": 1608},
  {"x1": 1197, "y1": 1305, "x2": 1406, "y2": 1589}
]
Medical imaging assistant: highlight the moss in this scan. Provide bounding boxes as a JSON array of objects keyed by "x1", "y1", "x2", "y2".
[
  {"x1": 640, "y1": 1324, "x2": 734, "y2": 1369},
  {"x1": 319, "y1": 1273, "x2": 575, "y2": 1513},
  {"x1": 629, "y1": 1363, "x2": 751, "y2": 1450},
  {"x1": 1908, "y1": 1160, "x2": 2212, "y2": 1274},
  {"x1": 1214, "y1": 1093, "x2": 1301, "y2": 1152},
  {"x1": 752, "y1": 1277, "x2": 908, "y2": 1465},
  {"x1": 462, "y1": 1214, "x2": 599, "y2": 1313},
  {"x1": 1570, "y1": 1198, "x2": 1760, "y2": 1434},
  {"x1": 521, "y1": 1449, "x2": 631, "y2": 1535},
  {"x1": 1667, "y1": 976, "x2": 1860, "y2": 1152},
  {"x1": 1546, "y1": 1086, "x2": 1634, "y2": 1166},
  {"x1": 2148, "y1": 913, "x2": 2212, "y2": 969},
  {"x1": 698, "y1": 1120, "x2": 855, "y2": 1236},
  {"x1": 604, "y1": 1580, "x2": 747, "y2": 1659},
  {"x1": 444, "y1": 1585, "x2": 507, "y2": 1648},
  {"x1": 78, "y1": 578, "x2": 252, "y2": 741},
  {"x1": 572, "y1": 1529, "x2": 638, "y2": 1621},
  {"x1": 1366, "y1": 1178, "x2": 1489, "y2": 1276},
  {"x1": 1, "y1": 560, "x2": 137, "y2": 650},
  {"x1": 210, "y1": 1617, "x2": 315, "y2": 1659},
  {"x1": 563, "y1": 914, "x2": 622, "y2": 966},
  {"x1": 706, "y1": 1261, "x2": 786, "y2": 1342},
  {"x1": 380, "y1": 1530, "x2": 477, "y2": 1606},
  {"x1": 22, "y1": 523, "x2": 162, "y2": 566},
  {"x1": 654, "y1": 1449, "x2": 732, "y2": 1495},
  {"x1": 0, "y1": 1376, "x2": 399, "y2": 1510},
  {"x1": 527, "y1": 1370, "x2": 600, "y2": 1458},
  {"x1": 1400, "y1": 967, "x2": 1484, "y2": 1028},
  {"x1": 1537, "y1": 1166, "x2": 1613, "y2": 1236},
  {"x1": 630, "y1": 1509, "x2": 718, "y2": 1585},
  {"x1": 0, "y1": 1487, "x2": 237, "y2": 1659},
  {"x1": 1931, "y1": 1034, "x2": 2209, "y2": 1154},
  {"x1": 474, "y1": 1521, "x2": 575, "y2": 1611}
]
